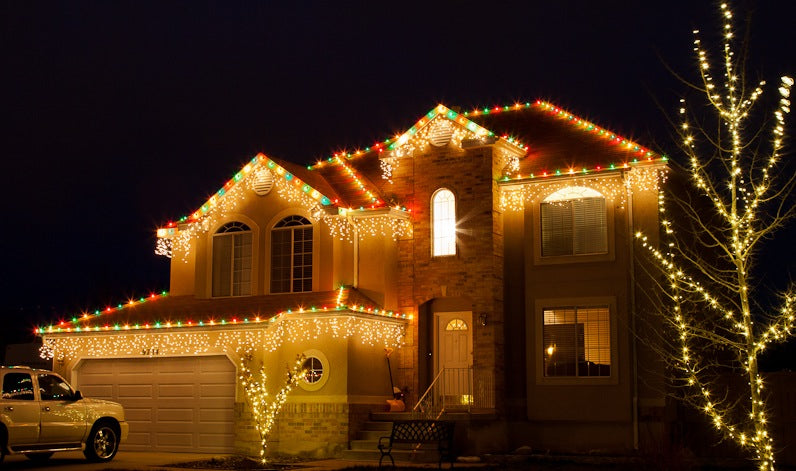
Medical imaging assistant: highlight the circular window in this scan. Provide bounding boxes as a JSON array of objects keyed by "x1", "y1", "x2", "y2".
[
  {"x1": 298, "y1": 349, "x2": 329, "y2": 391},
  {"x1": 302, "y1": 357, "x2": 323, "y2": 384}
]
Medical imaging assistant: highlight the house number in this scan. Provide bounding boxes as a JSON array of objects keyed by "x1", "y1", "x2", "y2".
[{"x1": 141, "y1": 347, "x2": 160, "y2": 356}]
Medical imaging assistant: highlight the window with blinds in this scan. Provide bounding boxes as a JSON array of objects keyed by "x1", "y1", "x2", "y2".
[
  {"x1": 543, "y1": 306, "x2": 611, "y2": 377},
  {"x1": 271, "y1": 215, "x2": 313, "y2": 293},
  {"x1": 212, "y1": 222, "x2": 253, "y2": 297},
  {"x1": 540, "y1": 196, "x2": 607, "y2": 257}
]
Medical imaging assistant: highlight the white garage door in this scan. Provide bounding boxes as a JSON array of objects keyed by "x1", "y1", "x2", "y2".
[{"x1": 74, "y1": 356, "x2": 235, "y2": 453}]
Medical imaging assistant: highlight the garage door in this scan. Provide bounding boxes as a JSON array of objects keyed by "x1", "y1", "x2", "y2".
[{"x1": 74, "y1": 356, "x2": 235, "y2": 453}]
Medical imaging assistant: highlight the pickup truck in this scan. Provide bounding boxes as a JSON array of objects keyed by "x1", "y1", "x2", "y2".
[{"x1": 0, "y1": 366, "x2": 129, "y2": 463}]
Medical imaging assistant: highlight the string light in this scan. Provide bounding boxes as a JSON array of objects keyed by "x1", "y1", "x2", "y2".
[
  {"x1": 636, "y1": 3, "x2": 793, "y2": 470},
  {"x1": 238, "y1": 351, "x2": 306, "y2": 463},
  {"x1": 40, "y1": 312, "x2": 406, "y2": 362},
  {"x1": 500, "y1": 166, "x2": 668, "y2": 212}
]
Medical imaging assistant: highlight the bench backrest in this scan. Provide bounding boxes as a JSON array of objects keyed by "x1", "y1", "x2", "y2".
[{"x1": 391, "y1": 420, "x2": 454, "y2": 443}]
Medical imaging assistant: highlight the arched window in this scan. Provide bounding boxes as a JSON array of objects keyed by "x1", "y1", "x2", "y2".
[
  {"x1": 540, "y1": 187, "x2": 607, "y2": 257},
  {"x1": 271, "y1": 216, "x2": 313, "y2": 293},
  {"x1": 432, "y1": 189, "x2": 456, "y2": 256},
  {"x1": 445, "y1": 319, "x2": 468, "y2": 331},
  {"x1": 212, "y1": 222, "x2": 252, "y2": 297}
]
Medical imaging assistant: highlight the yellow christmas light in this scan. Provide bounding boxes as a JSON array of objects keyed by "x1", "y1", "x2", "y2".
[{"x1": 635, "y1": 4, "x2": 793, "y2": 469}]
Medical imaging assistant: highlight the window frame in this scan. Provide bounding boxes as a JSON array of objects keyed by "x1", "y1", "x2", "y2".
[
  {"x1": 211, "y1": 221, "x2": 253, "y2": 298},
  {"x1": 531, "y1": 297, "x2": 618, "y2": 385},
  {"x1": 531, "y1": 185, "x2": 615, "y2": 265},
  {"x1": 431, "y1": 188, "x2": 457, "y2": 257}
]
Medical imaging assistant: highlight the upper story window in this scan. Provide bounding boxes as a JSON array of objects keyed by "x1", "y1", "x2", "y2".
[
  {"x1": 212, "y1": 222, "x2": 252, "y2": 297},
  {"x1": 271, "y1": 215, "x2": 312, "y2": 293},
  {"x1": 540, "y1": 187, "x2": 607, "y2": 257},
  {"x1": 432, "y1": 188, "x2": 456, "y2": 257}
]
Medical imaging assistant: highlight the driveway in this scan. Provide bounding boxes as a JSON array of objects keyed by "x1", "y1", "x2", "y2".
[{"x1": 0, "y1": 451, "x2": 224, "y2": 471}]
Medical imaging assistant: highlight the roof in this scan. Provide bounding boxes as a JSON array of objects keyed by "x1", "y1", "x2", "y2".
[
  {"x1": 471, "y1": 101, "x2": 665, "y2": 178},
  {"x1": 157, "y1": 100, "x2": 665, "y2": 234},
  {"x1": 37, "y1": 287, "x2": 407, "y2": 335}
]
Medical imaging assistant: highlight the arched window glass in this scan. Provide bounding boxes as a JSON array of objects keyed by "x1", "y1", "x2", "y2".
[
  {"x1": 540, "y1": 187, "x2": 607, "y2": 256},
  {"x1": 432, "y1": 189, "x2": 456, "y2": 256},
  {"x1": 212, "y1": 222, "x2": 252, "y2": 297},
  {"x1": 271, "y1": 216, "x2": 313, "y2": 293},
  {"x1": 445, "y1": 319, "x2": 468, "y2": 331}
]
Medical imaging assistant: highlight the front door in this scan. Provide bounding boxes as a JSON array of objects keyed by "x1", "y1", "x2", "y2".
[{"x1": 434, "y1": 311, "x2": 473, "y2": 402}]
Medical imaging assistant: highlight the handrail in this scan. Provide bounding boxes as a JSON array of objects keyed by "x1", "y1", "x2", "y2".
[{"x1": 413, "y1": 367, "x2": 446, "y2": 414}]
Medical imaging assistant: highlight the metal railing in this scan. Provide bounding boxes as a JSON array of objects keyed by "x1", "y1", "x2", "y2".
[{"x1": 412, "y1": 367, "x2": 494, "y2": 419}]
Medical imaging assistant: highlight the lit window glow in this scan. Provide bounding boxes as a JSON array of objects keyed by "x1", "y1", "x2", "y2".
[{"x1": 432, "y1": 189, "x2": 456, "y2": 256}]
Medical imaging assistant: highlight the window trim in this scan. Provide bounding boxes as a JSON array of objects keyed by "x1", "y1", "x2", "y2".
[
  {"x1": 431, "y1": 188, "x2": 457, "y2": 257},
  {"x1": 211, "y1": 222, "x2": 254, "y2": 298},
  {"x1": 531, "y1": 296, "x2": 618, "y2": 386},
  {"x1": 531, "y1": 185, "x2": 615, "y2": 265}
]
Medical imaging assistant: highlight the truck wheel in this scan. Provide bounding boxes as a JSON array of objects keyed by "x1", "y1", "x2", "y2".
[{"x1": 83, "y1": 422, "x2": 119, "y2": 462}]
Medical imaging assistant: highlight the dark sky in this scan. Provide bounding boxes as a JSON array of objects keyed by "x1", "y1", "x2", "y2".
[{"x1": 2, "y1": 1, "x2": 795, "y2": 360}]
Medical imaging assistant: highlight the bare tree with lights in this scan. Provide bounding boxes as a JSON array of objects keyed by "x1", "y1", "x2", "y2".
[
  {"x1": 636, "y1": 3, "x2": 794, "y2": 470},
  {"x1": 238, "y1": 349, "x2": 306, "y2": 463}
]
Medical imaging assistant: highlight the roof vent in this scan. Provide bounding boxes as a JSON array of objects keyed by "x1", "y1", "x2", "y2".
[
  {"x1": 253, "y1": 169, "x2": 275, "y2": 196},
  {"x1": 429, "y1": 121, "x2": 453, "y2": 147}
]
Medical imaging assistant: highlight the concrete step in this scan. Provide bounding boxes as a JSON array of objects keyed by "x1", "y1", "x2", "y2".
[
  {"x1": 357, "y1": 429, "x2": 388, "y2": 441},
  {"x1": 350, "y1": 439, "x2": 378, "y2": 450},
  {"x1": 362, "y1": 420, "x2": 393, "y2": 431},
  {"x1": 371, "y1": 411, "x2": 416, "y2": 422}
]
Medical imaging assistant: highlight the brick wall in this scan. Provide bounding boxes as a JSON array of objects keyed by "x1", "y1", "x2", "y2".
[
  {"x1": 234, "y1": 401, "x2": 347, "y2": 458},
  {"x1": 389, "y1": 142, "x2": 506, "y2": 412}
]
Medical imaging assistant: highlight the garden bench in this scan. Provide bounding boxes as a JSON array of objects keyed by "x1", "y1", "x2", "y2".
[{"x1": 378, "y1": 419, "x2": 455, "y2": 469}]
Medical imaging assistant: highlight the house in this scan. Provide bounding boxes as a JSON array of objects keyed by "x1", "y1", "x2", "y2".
[{"x1": 38, "y1": 101, "x2": 669, "y2": 457}]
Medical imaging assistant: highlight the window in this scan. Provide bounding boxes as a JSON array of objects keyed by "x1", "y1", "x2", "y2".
[
  {"x1": 271, "y1": 216, "x2": 312, "y2": 293},
  {"x1": 445, "y1": 319, "x2": 468, "y2": 331},
  {"x1": 302, "y1": 357, "x2": 324, "y2": 384},
  {"x1": 38, "y1": 374, "x2": 76, "y2": 401},
  {"x1": 2, "y1": 373, "x2": 34, "y2": 400},
  {"x1": 298, "y1": 349, "x2": 329, "y2": 391},
  {"x1": 432, "y1": 189, "x2": 456, "y2": 256},
  {"x1": 540, "y1": 187, "x2": 607, "y2": 257},
  {"x1": 543, "y1": 306, "x2": 610, "y2": 377},
  {"x1": 212, "y1": 222, "x2": 252, "y2": 297}
]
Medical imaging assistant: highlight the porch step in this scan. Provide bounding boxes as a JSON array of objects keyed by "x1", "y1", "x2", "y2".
[
  {"x1": 357, "y1": 429, "x2": 387, "y2": 441},
  {"x1": 344, "y1": 413, "x2": 440, "y2": 463},
  {"x1": 362, "y1": 420, "x2": 393, "y2": 431},
  {"x1": 370, "y1": 411, "x2": 415, "y2": 422}
]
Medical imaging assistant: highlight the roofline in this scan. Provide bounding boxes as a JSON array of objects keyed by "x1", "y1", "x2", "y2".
[
  {"x1": 156, "y1": 153, "x2": 335, "y2": 236},
  {"x1": 38, "y1": 308, "x2": 408, "y2": 337}
]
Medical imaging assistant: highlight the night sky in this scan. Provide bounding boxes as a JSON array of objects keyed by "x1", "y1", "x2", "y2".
[{"x1": 3, "y1": 2, "x2": 795, "y2": 363}]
